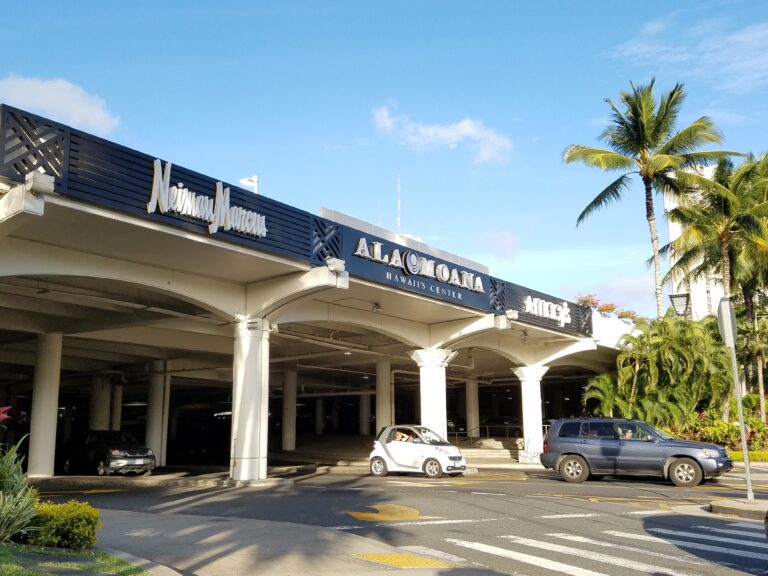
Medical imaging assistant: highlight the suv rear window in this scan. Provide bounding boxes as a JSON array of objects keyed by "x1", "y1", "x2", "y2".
[{"x1": 558, "y1": 422, "x2": 582, "y2": 438}]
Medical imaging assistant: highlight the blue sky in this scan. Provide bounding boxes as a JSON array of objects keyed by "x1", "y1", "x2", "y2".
[{"x1": 3, "y1": 0, "x2": 767, "y2": 317}]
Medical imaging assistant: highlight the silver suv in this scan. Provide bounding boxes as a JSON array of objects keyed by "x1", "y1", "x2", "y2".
[{"x1": 540, "y1": 418, "x2": 733, "y2": 487}]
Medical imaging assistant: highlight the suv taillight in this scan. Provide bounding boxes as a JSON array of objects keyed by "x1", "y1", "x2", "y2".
[{"x1": 542, "y1": 439, "x2": 549, "y2": 453}]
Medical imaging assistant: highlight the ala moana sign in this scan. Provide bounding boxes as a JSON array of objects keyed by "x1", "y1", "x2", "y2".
[
  {"x1": 146, "y1": 160, "x2": 267, "y2": 237},
  {"x1": 353, "y1": 238, "x2": 485, "y2": 293}
]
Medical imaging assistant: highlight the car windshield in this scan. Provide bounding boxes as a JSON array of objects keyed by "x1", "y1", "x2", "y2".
[
  {"x1": 413, "y1": 427, "x2": 450, "y2": 446},
  {"x1": 90, "y1": 431, "x2": 139, "y2": 444}
]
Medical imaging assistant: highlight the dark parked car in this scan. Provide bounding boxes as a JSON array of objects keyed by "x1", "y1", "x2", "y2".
[
  {"x1": 58, "y1": 430, "x2": 155, "y2": 476},
  {"x1": 540, "y1": 418, "x2": 732, "y2": 487}
]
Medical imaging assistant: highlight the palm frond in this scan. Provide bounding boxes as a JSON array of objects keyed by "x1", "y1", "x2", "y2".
[
  {"x1": 563, "y1": 145, "x2": 635, "y2": 171},
  {"x1": 576, "y1": 174, "x2": 633, "y2": 225}
]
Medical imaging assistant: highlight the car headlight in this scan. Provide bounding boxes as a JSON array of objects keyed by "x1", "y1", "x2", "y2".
[
  {"x1": 147, "y1": 449, "x2": 154, "y2": 457},
  {"x1": 702, "y1": 449, "x2": 720, "y2": 458},
  {"x1": 109, "y1": 449, "x2": 128, "y2": 457}
]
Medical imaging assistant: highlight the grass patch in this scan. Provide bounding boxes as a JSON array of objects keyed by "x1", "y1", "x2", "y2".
[{"x1": 0, "y1": 543, "x2": 150, "y2": 575}]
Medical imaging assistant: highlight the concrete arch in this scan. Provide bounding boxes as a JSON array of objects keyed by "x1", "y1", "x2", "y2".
[
  {"x1": 1, "y1": 237, "x2": 244, "y2": 320},
  {"x1": 270, "y1": 299, "x2": 430, "y2": 349}
]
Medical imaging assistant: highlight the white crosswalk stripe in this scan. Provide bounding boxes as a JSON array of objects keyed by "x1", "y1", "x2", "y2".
[
  {"x1": 499, "y1": 534, "x2": 699, "y2": 576},
  {"x1": 546, "y1": 532, "x2": 708, "y2": 566},
  {"x1": 604, "y1": 529, "x2": 768, "y2": 561},
  {"x1": 646, "y1": 527, "x2": 768, "y2": 549},
  {"x1": 446, "y1": 538, "x2": 610, "y2": 576},
  {"x1": 443, "y1": 523, "x2": 768, "y2": 575}
]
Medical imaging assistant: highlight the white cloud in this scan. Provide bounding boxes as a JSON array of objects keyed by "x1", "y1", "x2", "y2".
[
  {"x1": 373, "y1": 104, "x2": 513, "y2": 164},
  {"x1": 611, "y1": 16, "x2": 768, "y2": 94},
  {"x1": 0, "y1": 76, "x2": 119, "y2": 136}
]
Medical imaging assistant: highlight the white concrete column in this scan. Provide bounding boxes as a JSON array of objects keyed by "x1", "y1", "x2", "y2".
[
  {"x1": 89, "y1": 376, "x2": 112, "y2": 430},
  {"x1": 231, "y1": 319, "x2": 271, "y2": 481},
  {"x1": 375, "y1": 360, "x2": 392, "y2": 432},
  {"x1": 282, "y1": 370, "x2": 297, "y2": 451},
  {"x1": 110, "y1": 384, "x2": 123, "y2": 431},
  {"x1": 513, "y1": 365, "x2": 549, "y2": 463},
  {"x1": 359, "y1": 393, "x2": 371, "y2": 435},
  {"x1": 408, "y1": 349, "x2": 458, "y2": 439},
  {"x1": 146, "y1": 361, "x2": 170, "y2": 466},
  {"x1": 27, "y1": 333, "x2": 63, "y2": 478},
  {"x1": 314, "y1": 398, "x2": 325, "y2": 434},
  {"x1": 466, "y1": 378, "x2": 480, "y2": 439}
]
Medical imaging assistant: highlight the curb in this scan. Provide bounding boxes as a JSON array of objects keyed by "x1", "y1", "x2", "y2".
[{"x1": 709, "y1": 500, "x2": 768, "y2": 522}]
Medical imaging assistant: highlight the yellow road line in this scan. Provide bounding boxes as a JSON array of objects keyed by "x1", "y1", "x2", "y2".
[{"x1": 357, "y1": 553, "x2": 453, "y2": 568}]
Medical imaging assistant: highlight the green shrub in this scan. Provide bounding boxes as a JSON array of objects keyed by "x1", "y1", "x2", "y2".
[
  {"x1": 692, "y1": 420, "x2": 741, "y2": 447},
  {"x1": 726, "y1": 450, "x2": 768, "y2": 462},
  {"x1": 28, "y1": 501, "x2": 101, "y2": 550},
  {"x1": 0, "y1": 439, "x2": 38, "y2": 543}
]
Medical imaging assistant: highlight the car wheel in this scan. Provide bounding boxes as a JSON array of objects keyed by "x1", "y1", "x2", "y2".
[
  {"x1": 370, "y1": 457, "x2": 388, "y2": 477},
  {"x1": 423, "y1": 458, "x2": 443, "y2": 478},
  {"x1": 669, "y1": 457, "x2": 702, "y2": 487},
  {"x1": 559, "y1": 455, "x2": 589, "y2": 483},
  {"x1": 140, "y1": 469, "x2": 153, "y2": 477},
  {"x1": 96, "y1": 460, "x2": 111, "y2": 477}
]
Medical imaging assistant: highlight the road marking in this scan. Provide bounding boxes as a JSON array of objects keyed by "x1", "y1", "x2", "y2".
[
  {"x1": 727, "y1": 521, "x2": 765, "y2": 530},
  {"x1": 399, "y1": 545, "x2": 467, "y2": 564},
  {"x1": 40, "y1": 489, "x2": 123, "y2": 496},
  {"x1": 500, "y1": 534, "x2": 698, "y2": 576},
  {"x1": 694, "y1": 524, "x2": 767, "y2": 538},
  {"x1": 356, "y1": 553, "x2": 453, "y2": 568},
  {"x1": 540, "y1": 513, "x2": 602, "y2": 519},
  {"x1": 623, "y1": 509, "x2": 672, "y2": 515},
  {"x1": 471, "y1": 492, "x2": 506, "y2": 496},
  {"x1": 348, "y1": 503, "x2": 437, "y2": 522},
  {"x1": 331, "y1": 517, "x2": 506, "y2": 530},
  {"x1": 647, "y1": 527, "x2": 768, "y2": 549},
  {"x1": 547, "y1": 533, "x2": 707, "y2": 566},
  {"x1": 604, "y1": 530, "x2": 768, "y2": 561},
  {"x1": 447, "y1": 538, "x2": 610, "y2": 576}
]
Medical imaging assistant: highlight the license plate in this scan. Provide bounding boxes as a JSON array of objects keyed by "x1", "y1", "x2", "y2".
[{"x1": 134, "y1": 459, "x2": 144, "y2": 465}]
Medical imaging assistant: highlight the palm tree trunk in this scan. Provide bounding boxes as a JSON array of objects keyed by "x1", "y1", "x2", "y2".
[
  {"x1": 644, "y1": 178, "x2": 664, "y2": 318},
  {"x1": 758, "y1": 353, "x2": 766, "y2": 423}
]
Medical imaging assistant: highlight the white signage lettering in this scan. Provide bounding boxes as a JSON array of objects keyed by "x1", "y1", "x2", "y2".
[
  {"x1": 524, "y1": 295, "x2": 571, "y2": 327},
  {"x1": 354, "y1": 237, "x2": 484, "y2": 294},
  {"x1": 147, "y1": 160, "x2": 267, "y2": 238}
]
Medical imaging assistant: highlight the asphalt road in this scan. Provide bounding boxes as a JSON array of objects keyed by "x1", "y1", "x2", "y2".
[{"x1": 41, "y1": 469, "x2": 768, "y2": 575}]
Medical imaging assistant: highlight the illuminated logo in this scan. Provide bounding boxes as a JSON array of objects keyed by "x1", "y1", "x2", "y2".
[{"x1": 353, "y1": 238, "x2": 484, "y2": 293}]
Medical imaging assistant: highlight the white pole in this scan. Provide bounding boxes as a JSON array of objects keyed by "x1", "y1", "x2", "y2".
[{"x1": 718, "y1": 298, "x2": 754, "y2": 502}]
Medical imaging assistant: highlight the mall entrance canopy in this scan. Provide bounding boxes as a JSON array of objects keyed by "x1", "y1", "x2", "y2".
[{"x1": 0, "y1": 105, "x2": 618, "y2": 480}]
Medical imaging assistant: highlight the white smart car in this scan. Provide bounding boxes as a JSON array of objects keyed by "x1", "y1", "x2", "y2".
[{"x1": 369, "y1": 424, "x2": 466, "y2": 478}]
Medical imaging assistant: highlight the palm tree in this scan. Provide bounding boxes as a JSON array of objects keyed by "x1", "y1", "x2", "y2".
[
  {"x1": 665, "y1": 155, "x2": 768, "y2": 419},
  {"x1": 564, "y1": 79, "x2": 734, "y2": 318},
  {"x1": 582, "y1": 373, "x2": 618, "y2": 416}
]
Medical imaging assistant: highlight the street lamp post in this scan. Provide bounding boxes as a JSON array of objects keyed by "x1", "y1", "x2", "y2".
[{"x1": 717, "y1": 297, "x2": 754, "y2": 503}]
